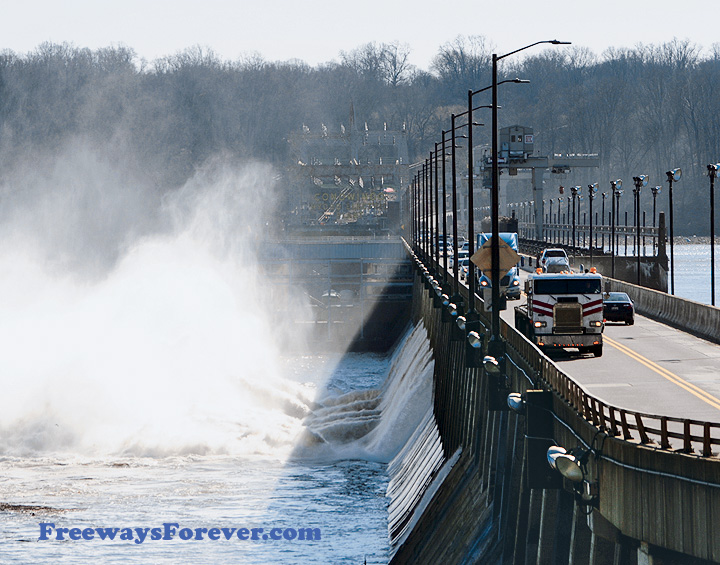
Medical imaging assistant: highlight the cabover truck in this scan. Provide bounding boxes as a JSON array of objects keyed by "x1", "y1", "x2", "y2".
[{"x1": 514, "y1": 270, "x2": 604, "y2": 357}]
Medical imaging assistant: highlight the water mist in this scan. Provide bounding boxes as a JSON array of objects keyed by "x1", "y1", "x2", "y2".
[{"x1": 0, "y1": 144, "x2": 315, "y2": 458}]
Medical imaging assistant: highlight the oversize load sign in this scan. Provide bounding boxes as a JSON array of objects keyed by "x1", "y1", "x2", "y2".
[{"x1": 470, "y1": 238, "x2": 520, "y2": 280}]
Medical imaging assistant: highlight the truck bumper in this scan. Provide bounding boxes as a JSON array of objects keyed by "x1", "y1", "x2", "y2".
[{"x1": 534, "y1": 334, "x2": 602, "y2": 348}]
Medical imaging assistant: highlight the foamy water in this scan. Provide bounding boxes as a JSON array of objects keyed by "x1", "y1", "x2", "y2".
[{"x1": 0, "y1": 150, "x2": 435, "y2": 563}]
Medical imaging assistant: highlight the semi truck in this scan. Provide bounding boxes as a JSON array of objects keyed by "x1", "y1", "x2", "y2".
[
  {"x1": 476, "y1": 232, "x2": 521, "y2": 300},
  {"x1": 514, "y1": 269, "x2": 604, "y2": 357}
]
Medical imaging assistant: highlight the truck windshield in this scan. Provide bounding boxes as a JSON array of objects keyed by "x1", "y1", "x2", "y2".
[{"x1": 534, "y1": 279, "x2": 601, "y2": 295}]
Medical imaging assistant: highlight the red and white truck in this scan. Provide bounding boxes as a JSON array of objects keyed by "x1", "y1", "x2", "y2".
[{"x1": 514, "y1": 269, "x2": 604, "y2": 357}]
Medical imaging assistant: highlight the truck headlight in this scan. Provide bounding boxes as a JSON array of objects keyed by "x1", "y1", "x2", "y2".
[
  {"x1": 480, "y1": 280, "x2": 488, "y2": 287},
  {"x1": 512, "y1": 280, "x2": 520, "y2": 286},
  {"x1": 590, "y1": 321, "x2": 603, "y2": 327},
  {"x1": 533, "y1": 321, "x2": 546, "y2": 328}
]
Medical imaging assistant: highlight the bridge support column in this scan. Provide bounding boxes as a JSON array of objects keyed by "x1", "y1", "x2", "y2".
[
  {"x1": 637, "y1": 542, "x2": 654, "y2": 565},
  {"x1": 524, "y1": 489, "x2": 543, "y2": 565},
  {"x1": 589, "y1": 508, "x2": 625, "y2": 565},
  {"x1": 536, "y1": 489, "x2": 559, "y2": 564},
  {"x1": 569, "y1": 503, "x2": 591, "y2": 564}
]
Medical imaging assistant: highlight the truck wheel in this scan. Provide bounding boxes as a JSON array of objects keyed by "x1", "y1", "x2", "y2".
[{"x1": 593, "y1": 345, "x2": 603, "y2": 357}]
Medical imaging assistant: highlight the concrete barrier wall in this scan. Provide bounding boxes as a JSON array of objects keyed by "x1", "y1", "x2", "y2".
[{"x1": 605, "y1": 278, "x2": 720, "y2": 345}]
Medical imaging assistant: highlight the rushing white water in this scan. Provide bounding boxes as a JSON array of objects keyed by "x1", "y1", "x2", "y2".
[
  {"x1": 0, "y1": 148, "x2": 437, "y2": 563},
  {"x1": 297, "y1": 324, "x2": 434, "y2": 462},
  {"x1": 0, "y1": 154, "x2": 319, "y2": 459}
]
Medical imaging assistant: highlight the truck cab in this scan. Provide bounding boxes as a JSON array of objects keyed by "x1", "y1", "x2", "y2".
[{"x1": 515, "y1": 269, "x2": 604, "y2": 357}]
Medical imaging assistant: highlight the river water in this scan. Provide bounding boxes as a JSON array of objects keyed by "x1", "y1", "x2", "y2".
[
  {"x1": 669, "y1": 243, "x2": 720, "y2": 305},
  {"x1": 0, "y1": 325, "x2": 434, "y2": 565},
  {"x1": 0, "y1": 166, "x2": 438, "y2": 565}
]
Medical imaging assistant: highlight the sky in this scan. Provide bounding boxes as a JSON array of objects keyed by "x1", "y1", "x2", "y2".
[{"x1": 1, "y1": 0, "x2": 717, "y2": 70}]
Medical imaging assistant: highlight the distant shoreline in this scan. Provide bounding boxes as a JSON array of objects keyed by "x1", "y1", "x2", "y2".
[{"x1": 673, "y1": 236, "x2": 719, "y2": 245}]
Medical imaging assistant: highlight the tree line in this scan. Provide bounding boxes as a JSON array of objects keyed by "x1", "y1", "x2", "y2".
[{"x1": 0, "y1": 37, "x2": 718, "y2": 235}]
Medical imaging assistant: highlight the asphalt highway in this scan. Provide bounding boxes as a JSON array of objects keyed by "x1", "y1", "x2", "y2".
[{"x1": 500, "y1": 287, "x2": 720, "y2": 425}]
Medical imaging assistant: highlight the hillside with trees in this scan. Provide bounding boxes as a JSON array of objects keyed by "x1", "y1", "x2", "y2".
[{"x1": 0, "y1": 37, "x2": 718, "y2": 235}]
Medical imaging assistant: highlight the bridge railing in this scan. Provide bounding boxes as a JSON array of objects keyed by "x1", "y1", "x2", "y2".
[
  {"x1": 502, "y1": 308, "x2": 720, "y2": 456},
  {"x1": 409, "y1": 239, "x2": 720, "y2": 458}
]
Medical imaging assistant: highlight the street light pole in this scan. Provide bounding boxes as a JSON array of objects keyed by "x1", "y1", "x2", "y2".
[
  {"x1": 489, "y1": 40, "x2": 569, "y2": 356},
  {"x1": 665, "y1": 168, "x2": 681, "y2": 295},
  {"x1": 433, "y1": 147, "x2": 440, "y2": 273},
  {"x1": 450, "y1": 116, "x2": 459, "y2": 297},
  {"x1": 601, "y1": 192, "x2": 607, "y2": 251},
  {"x1": 588, "y1": 183, "x2": 598, "y2": 263},
  {"x1": 632, "y1": 175, "x2": 648, "y2": 284},
  {"x1": 571, "y1": 186, "x2": 579, "y2": 250},
  {"x1": 467, "y1": 80, "x2": 525, "y2": 318},
  {"x1": 650, "y1": 186, "x2": 661, "y2": 255},
  {"x1": 610, "y1": 180, "x2": 623, "y2": 278},
  {"x1": 441, "y1": 132, "x2": 449, "y2": 288},
  {"x1": 708, "y1": 164, "x2": 720, "y2": 306}
]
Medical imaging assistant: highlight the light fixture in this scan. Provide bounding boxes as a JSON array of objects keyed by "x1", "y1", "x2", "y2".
[
  {"x1": 468, "y1": 331, "x2": 483, "y2": 349},
  {"x1": 666, "y1": 168, "x2": 682, "y2": 182},
  {"x1": 546, "y1": 445, "x2": 567, "y2": 468},
  {"x1": 483, "y1": 355, "x2": 500, "y2": 374},
  {"x1": 546, "y1": 445, "x2": 591, "y2": 483},
  {"x1": 451, "y1": 309, "x2": 466, "y2": 341},
  {"x1": 466, "y1": 331, "x2": 484, "y2": 366},
  {"x1": 554, "y1": 453, "x2": 584, "y2": 483},
  {"x1": 507, "y1": 392, "x2": 525, "y2": 414}
]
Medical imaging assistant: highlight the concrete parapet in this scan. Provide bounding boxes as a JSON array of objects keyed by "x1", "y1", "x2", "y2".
[
  {"x1": 392, "y1": 247, "x2": 720, "y2": 564},
  {"x1": 605, "y1": 278, "x2": 720, "y2": 346}
]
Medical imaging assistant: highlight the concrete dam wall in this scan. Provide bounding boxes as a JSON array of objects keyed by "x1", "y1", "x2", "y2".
[{"x1": 387, "y1": 260, "x2": 720, "y2": 565}]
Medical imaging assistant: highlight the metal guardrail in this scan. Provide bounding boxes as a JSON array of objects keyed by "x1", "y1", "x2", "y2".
[
  {"x1": 408, "y1": 239, "x2": 720, "y2": 458},
  {"x1": 504, "y1": 326, "x2": 720, "y2": 456}
]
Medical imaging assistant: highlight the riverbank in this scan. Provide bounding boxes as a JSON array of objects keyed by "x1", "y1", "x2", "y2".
[{"x1": 673, "y1": 236, "x2": 720, "y2": 245}]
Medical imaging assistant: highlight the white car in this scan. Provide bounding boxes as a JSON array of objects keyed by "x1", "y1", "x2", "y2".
[
  {"x1": 449, "y1": 250, "x2": 469, "y2": 269},
  {"x1": 539, "y1": 248, "x2": 569, "y2": 270},
  {"x1": 458, "y1": 258, "x2": 470, "y2": 281}
]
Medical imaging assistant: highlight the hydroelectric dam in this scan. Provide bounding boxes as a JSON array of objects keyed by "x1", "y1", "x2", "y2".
[{"x1": 262, "y1": 234, "x2": 720, "y2": 565}]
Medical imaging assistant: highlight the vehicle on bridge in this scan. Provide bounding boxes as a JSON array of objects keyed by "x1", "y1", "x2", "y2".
[
  {"x1": 603, "y1": 291, "x2": 635, "y2": 325},
  {"x1": 538, "y1": 248, "x2": 569, "y2": 271},
  {"x1": 543, "y1": 255, "x2": 571, "y2": 273},
  {"x1": 476, "y1": 232, "x2": 521, "y2": 300},
  {"x1": 514, "y1": 269, "x2": 604, "y2": 356}
]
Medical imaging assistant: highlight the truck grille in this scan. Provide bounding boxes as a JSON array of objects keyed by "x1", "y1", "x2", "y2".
[{"x1": 553, "y1": 303, "x2": 583, "y2": 333}]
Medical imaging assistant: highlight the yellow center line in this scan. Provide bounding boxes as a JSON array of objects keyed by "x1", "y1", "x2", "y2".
[{"x1": 604, "y1": 335, "x2": 720, "y2": 412}]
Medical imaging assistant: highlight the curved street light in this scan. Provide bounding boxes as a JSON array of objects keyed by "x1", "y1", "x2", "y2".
[
  {"x1": 489, "y1": 39, "x2": 570, "y2": 356},
  {"x1": 665, "y1": 168, "x2": 682, "y2": 295},
  {"x1": 632, "y1": 175, "x2": 649, "y2": 284}
]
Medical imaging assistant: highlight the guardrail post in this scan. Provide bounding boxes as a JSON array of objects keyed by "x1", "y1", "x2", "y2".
[
  {"x1": 635, "y1": 414, "x2": 650, "y2": 444},
  {"x1": 703, "y1": 422, "x2": 712, "y2": 457},
  {"x1": 683, "y1": 420, "x2": 693, "y2": 453},
  {"x1": 660, "y1": 417, "x2": 670, "y2": 449}
]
